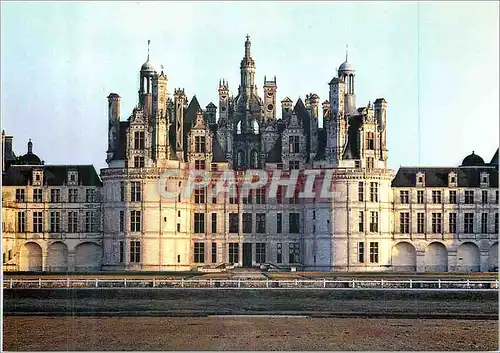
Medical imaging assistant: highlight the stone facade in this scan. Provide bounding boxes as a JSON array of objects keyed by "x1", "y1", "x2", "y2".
[{"x1": 2, "y1": 37, "x2": 498, "y2": 272}]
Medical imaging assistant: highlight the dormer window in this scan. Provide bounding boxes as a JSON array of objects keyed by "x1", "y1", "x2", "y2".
[
  {"x1": 480, "y1": 172, "x2": 489, "y2": 187},
  {"x1": 416, "y1": 172, "x2": 425, "y2": 187},
  {"x1": 67, "y1": 171, "x2": 78, "y2": 186},
  {"x1": 32, "y1": 170, "x2": 43, "y2": 186},
  {"x1": 448, "y1": 172, "x2": 457, "y2": 187}
]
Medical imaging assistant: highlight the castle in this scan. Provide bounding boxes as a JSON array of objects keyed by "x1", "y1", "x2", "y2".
[{"x1": 2, "y1": 36, "x2": 498, "y2": 272}]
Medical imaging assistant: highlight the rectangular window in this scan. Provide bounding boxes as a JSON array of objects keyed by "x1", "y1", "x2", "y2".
[
  {"x1": 276, "y1": 186, "x2": 283, "y2": 204},
  {"x1": 366, "y1": 157, "x2": 374, "y2": 169},
  {"x1": 195, "y1": 136, "x2": 206, "y2": 153},
  {"x1": 417, "y1": 190, "x2": 424, "y2": 204},
  {"x1": 120, "y1": 182, "x2": 125, "y2": 202},
  {"x1": 289, "y1": 160, "x2": 300, "y2": 170},
  {"x1": 482, "y1": 190, "x2": 488, "y2": 204},
  {"x1": 67, "y1": 211, "x2": 78, "y2": 233},
  {"x1": 194, "y1": 160, "x2": 206, "y2": 170},
  {"x1": 495, "y1": 213, "x2": 499, "y2": 234},
  {"x1": 85, "y1": 211, "x2": 97, "y2": 233},
  {"x1": 229, "y1": 213, "x2": 239, "y2": 233},
  {"x1": 312, "y1": 211, "x2": 316, "y2": 220},
  {"x1": 130, "y1": 182, "x2": 141, "y2": 202},
  {"x1": 464, "y1": 213, "x2": 474, "y2": 234},
  {"x1": 449, "y1": 190, "x2": 457, "y2": 204},
  {"x1": 86, "y1": 189, "x2": 96, "y2": 203},
  {"x1": 369, "y1": 211, "x2": 378, "y2": 232},
  {"x1": 194, "y1": 213, "x2": 205, "y2": 233},
  {"x1": 366, "y1": 132, "x2": 375, "y2": 150},
  {"x1": 358, "y1": 211, "x2": 364, "y2": 232},
  {"x1": 51, "y1": 189, "x2": 61, "y2": 203},
  {"x1": 355, "y1": 160, "x2": 361, "y2": 168},
  {"x1": 17, "y1": 211, "x2": 26, "y2": 233},
  {"x1": 69, "y1": 189, "x2": 78, "y2": 203},
  {"x1": 432, "y1": 190, "x2": 442, "y2": 204},
  {"x1": 229, "y1": 185, "x2": 238, "y2": 204},
  {"x1": 481, "y1": 213, "x2": 488, "y2": 233},
  {"x1": 33, "y1": 189, "x2": 43, "y2": 203},
  {"x1": 16, "y1": 189, "x2": 25, "y2": 202},
  {"x1": 194, "y1": 188, "x2": 205, "y2": 204},
  {"x1": 358, "y1": 242, "x2": 364, "y2": 263},
  {"x1": 255, "y1": 187, "x2": 266, "y2": 204},
  {"x1": 119, "y1": 211, "x2": 124, "y2": 232},
  {"x1": 119, "y1": 241, "x2": 124, "y2": 263},
  {"x1": 130, "y1": 241, "x2": 141, "y2": 263},
  {"x1": 134, "y1": 156, "x2": 145, "y2": 168},
  {"x1": 212, "y1": 242, "x2": 217, "y2": 263},
  {"x1": 130, "y1": 210, "x2": 141, "y2": 232},
  {"x1": 369, "y1": 242, "x2": 379, "y2": 263},
  {"x1": 243, "y1": 190, "x2": 253, "y2": 204},
  {"x1": 277, "y1": 213, "x2": 282, "y2": 233},
  {"x1": 229, "y1": 243, "x2": 239, "y2": 264},
  {"x1": 289, "y1": 136, "x2": 300, "y2": 153},
  {"x1": 432, "y1": 212, "x2": 442, "y2": 234},
  {"x1": 358, "y1": 182, "x2": 364, "y2": 202},
  {"x1": 134, "y1": 131, "x2": 145, "y2": 150},
  {"x1": 288, "y1": 243, "x2": 300, "y2": 263},
  {"x1": 399, "y1": 190, "x2": 409, "y2": 204},
  {"x1": 449, "y1": 213, "x2": 457, "y2": 233},
  {"x1": 496, "y1": 191, "x2": 499, "y2": 204},
  {"x1": 417, "y1": 213, "x2": 425, "y2": 233},
  {"x1": 33, "y1": 212, "x2": 43, "y2": 233},
  {"x1": 465, "y1": 190, "x2": 474, "y2": 204},
  {"x1": 50, "y1": 211, "x2": 60, "y2": 233},
  {"x1": 256, "y1": 243, "x2": 266, "y2": 263},
  {"x1": 194, "y1": 242, "x2": 205, "y2": 263},
  {"x1": 277, "y1": 243, "x2": 282, "y2": 264},
  {"x1": 256, "y1": 213, "x2": 266, "y2": 233},
  {"x1": 211, "y1": 213, "x2": 217, "y2": 233},
  {"x1": 370, "y1": 182, "x2": 378, "y2": 202},
  {"x1": 289, "y1": 213, "x2": 300, "y2": 233},
  {"x1": 243, "y1": 213, "x2": 252, "y2": 233},
  {"x1": 177, "y1": 223, "x2": 181, "y2": 232},
  {"x1": 400, "y1": 212, "x2": 409, "y2": 233}
]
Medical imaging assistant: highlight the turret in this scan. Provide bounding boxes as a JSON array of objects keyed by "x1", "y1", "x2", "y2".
[
  {"x1": 206, "y1": 102, "x2": 217, "y2": 125},
  {"x1": 281, "y1": 97, "x2": 293, "y2": 120},
  {"x1": 174, "y1": 88, "x2": 187, "y2": 161},
  {"x1": 138, "y1": 40, "x2": 156, "y2": 116},
  {"x1": 218, "y1": 79, "x2": 229, "y2": 124},
  {"x1": 263, "y1": 76, "x2": 277, "y2": 124},
  {"x1": 374, "y1": 98, "x2": 388, "y2": 163},
  {"x1": 337, "y1": 47, "x2": 356, "y2": 115}
]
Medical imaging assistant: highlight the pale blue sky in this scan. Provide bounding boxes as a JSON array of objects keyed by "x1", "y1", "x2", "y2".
[{"x1": 1, "y1": 1, "x2": 498, "y2": 171}]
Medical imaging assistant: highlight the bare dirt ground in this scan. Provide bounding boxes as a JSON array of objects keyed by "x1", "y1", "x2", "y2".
[{"x1": 3, "y1": 316, "x2": 498, "y2": 351}]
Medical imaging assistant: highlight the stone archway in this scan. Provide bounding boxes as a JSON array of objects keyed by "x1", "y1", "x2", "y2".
[
  {"x1": 74, "y1": 242, "x2": 102, "y2": 272},
  {"x1": 489, "y1": 243, "x2": 498, "y2": 272},
  {"x1": 424, "y1": 242, "x2": 448, "y2": 272},
  {"x1": 456, "y1": 242, "x2": 480, "y2": 272},
  {"x1": 19, "y1": 242, "x2": 43, "y2": 271},
  {"x1": 391, "y1": 242, "x2": 416, "y2": 272},
  {"x1": 46, "y1": 242, "x2": 69, "y2": 272}
]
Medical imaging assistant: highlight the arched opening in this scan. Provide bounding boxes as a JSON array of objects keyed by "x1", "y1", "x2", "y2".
[
  {"x1": 237, "y1": 150, "x2": 245, "y2": 169},
  {"x1": 47, "y1": 242, "x2": 69, "y2": 272},
  {"x1": 391, "y1": 242, "x2": 416, "y2": 272},
  {"x1": 236, "y1": 121, "x2": 242, "y2": 135},
  {"x1": 74, "y1": 242, "x2": 102, "y2": 272},
  {"x1": 250, "y1": 150, "x2": 259, "y2": 168},
  {"x1": 20, "y1": 242, "x2": 42, "y2": 271},
  {"x1": 252, "y1": 120, "x2": 259, "y2": 134},
  {"x1": 456, "y1": 242, "x2": 480, "y2": 272},
  {"x1": 489, "y1": 243, "x2": 498, "y2": 271},
  {"x1": 424, "y1": 242, "x2": 448, "y2": 272}
]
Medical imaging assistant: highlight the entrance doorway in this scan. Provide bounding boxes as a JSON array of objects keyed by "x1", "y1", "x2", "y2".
[{"x1": 243, "y1": 243, "x2": 252, "y2": 268}]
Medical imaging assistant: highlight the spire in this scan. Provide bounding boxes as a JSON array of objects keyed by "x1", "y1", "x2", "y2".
[
  {"x1": 346, "y1": 44, "x2": 348, "y2": 61},
  {"x1": 28, "y1": 139, "x2": 33, "y2": 154},
  {"x1": 147, "y1": 39, "x2": 151, "y2": 61}
]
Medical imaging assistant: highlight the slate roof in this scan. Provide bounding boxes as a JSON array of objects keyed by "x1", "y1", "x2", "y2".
[
  {"x1": 314, "y1": 128, "x2": 326, "y2": 161},
  {"x1": 2, "y1": 165, "x2": 102, "y2": 187},
  {"x1": 391, "y1": 166, "x2": 498, "y2": 188},
  {"x1": 266, "y1": 137, "x2": 282, "y2": 163},
  {"x1": 212, "y1": 138, "x2": 226, "y2": 162},
  {"x1": 293, "y1": 98, "x2": 311, "y2": 162},
  {"x1": 342, "y1": 115, "x2": 363, "y2": 160},
  {"x1": 112, "y1": 121, "x2": 129, "y2": 161},
  {"x1": 489, "y1": 148, "x2": 498, "y2": 166}
]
